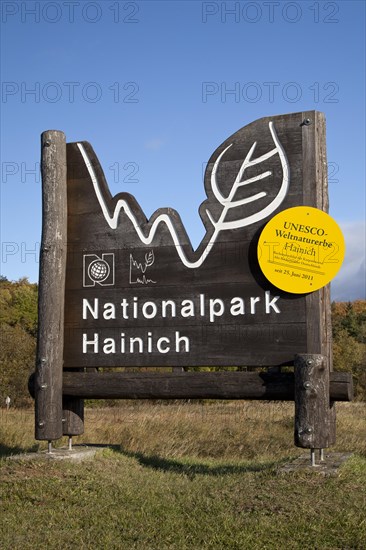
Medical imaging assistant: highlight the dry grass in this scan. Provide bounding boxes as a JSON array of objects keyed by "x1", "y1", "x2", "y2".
[
  {"x1": 1, "y1": 401, "x2": 365, "y2": 460},
  {"x1": 1, "y1": 402, "x2": 366, "y2": 550}
]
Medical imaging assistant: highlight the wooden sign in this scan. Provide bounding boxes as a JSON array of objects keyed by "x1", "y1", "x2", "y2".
[
  {"x1": 33, "y1": 112, "x2": 353, "y2": 456},
  {"x1": 63, "y1": 110, "x2": 331, "y2": 369}
]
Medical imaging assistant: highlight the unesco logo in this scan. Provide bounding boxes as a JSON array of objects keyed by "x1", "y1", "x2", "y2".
[{"x1": 83, "y1": 253, "x2": 115, "y2": 287}]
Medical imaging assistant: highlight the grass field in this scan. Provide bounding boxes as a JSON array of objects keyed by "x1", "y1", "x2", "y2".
[{"x1": 1, "y1": 401, "x2": 366, "y2": 549}]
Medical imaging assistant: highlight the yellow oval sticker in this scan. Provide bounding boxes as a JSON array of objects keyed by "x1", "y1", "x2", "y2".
[{"x1": 257, "y1": 206, "x2": 345, "y2": 293}]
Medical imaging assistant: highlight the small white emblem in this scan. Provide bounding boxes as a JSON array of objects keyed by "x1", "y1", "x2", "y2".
[
  {"x1": 83, "y1": 253, "x2": 115, "y2": 287},
  {"x1": 129, "y1": 250, "x2": 156, "y2": 285}
]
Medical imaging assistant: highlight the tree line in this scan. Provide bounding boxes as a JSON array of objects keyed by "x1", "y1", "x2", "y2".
[{"x1": 0, "y1": 276, "x2": 365, "y2": 406}]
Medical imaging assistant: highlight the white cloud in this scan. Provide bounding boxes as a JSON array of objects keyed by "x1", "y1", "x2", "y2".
[
  {"x1": 331, "y1": 220, "x2": 366, "y2": 301},
  {"x1": 145, "y1": 138, "x2": 164, "y2": 151}
]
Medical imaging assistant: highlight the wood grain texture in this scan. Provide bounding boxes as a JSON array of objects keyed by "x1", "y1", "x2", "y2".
[
  {"x1": 302, "y1": 112, "x2": 336, "y2": 446},
  {"x1": 62, "y1": 369, "x2": 84, "y2": 436},
  {"x1": 35, "y1": 131, "x2": 67, "y2": 441},
  {"x1": 294, "y1": 354, "x2": 334, "y2": 448},
  {"x1": 62, "y1": 396, "x2": 85, "y2": 436},
  {"x1": 62, "y1": 370, "x2": 352, "y2": 402},
  {"x1": 64, "y1": 111, "x2": 329, "y2": 369}
]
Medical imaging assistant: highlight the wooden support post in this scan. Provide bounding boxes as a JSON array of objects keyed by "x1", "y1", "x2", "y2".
[
  {"x1": 62, "y1": 368, "x2": 84, "y2": 437},
  {"x1": 62, "y1": 400, "x2": 84, "y2": 437},
  {"x1": 63, "y1": 397, "x2": 85, "y2": 436},
  {"x1": 302, "y1": 111, "x2": 336, "y2": 449},
  {"x1": 35, "y1": 130, "x2": 67, "y2": 441},
  {"x1": 294, "y1": 354, "x2": 334, "y2": 449}
]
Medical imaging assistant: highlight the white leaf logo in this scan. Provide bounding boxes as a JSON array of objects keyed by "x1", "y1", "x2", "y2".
[
  {"x1": 206, "y1": 121, "x2": 289, "y2": 232},
  {"x1": 145, "y1": 250, "x2": 154, "y2": 267}
]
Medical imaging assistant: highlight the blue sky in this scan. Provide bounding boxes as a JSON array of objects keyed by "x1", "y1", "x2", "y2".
[{"x1": 1, "y1": 0, "x2": 365, "y2": 300}]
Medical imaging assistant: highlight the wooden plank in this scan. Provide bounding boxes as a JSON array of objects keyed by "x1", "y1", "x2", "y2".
[
  {"x1": 63, "y1": 321, "x2": 307, "y2": 368},
  {"x1": 62, "y1": 371, "x2": 352, "y2": 402},
  {"x1": 35, "y1": 130, "x2": 67, "y2": 441}
]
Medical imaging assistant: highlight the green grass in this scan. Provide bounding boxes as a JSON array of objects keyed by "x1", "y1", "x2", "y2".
[{"x1": 1, "y1": 402, "x2": 366, "y2": 549}]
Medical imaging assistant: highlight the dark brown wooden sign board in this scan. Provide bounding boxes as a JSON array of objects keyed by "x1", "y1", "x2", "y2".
[
  {"x1": 63, "y1": 110, "x2": 330, "y2": 369},
  {"x1": 33, "y1": 111, "x2": 353, "y2": 453}
]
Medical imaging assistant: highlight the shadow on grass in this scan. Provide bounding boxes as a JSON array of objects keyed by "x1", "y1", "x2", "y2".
[
  {"x1": 85, "y1": 443, "x2": 282, "y2": 476},
  {"x1": 125, "y1": 451, "x2": 279, "y2": 476},
  {"x1": 0, "y1": 443, "x2": 40, "y2": 458}
]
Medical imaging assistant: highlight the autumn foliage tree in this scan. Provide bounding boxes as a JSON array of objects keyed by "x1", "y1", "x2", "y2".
[
  {"x1": 332, "y1": 300, "x2": 366, "y2": 400},
  {"x1": 0, "y1": 277, "x2": 37, "y2": 406},
  {"x1": 0, "y1": 276, "x2": 365, "y2": 405}
]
